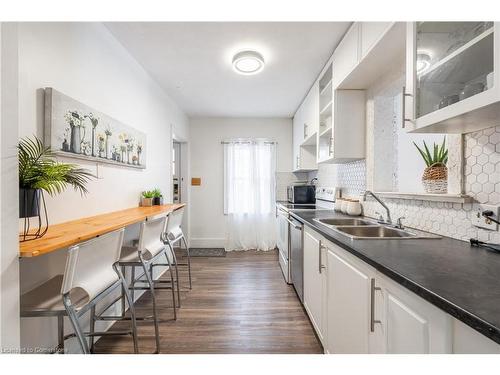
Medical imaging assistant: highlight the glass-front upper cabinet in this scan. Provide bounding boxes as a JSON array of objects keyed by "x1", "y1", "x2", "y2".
[{"x1": 405, "y1": 22, "x2": 500, "y2": 134}]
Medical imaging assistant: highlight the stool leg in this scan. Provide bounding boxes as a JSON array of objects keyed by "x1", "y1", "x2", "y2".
[
  {"x1": 169, "y1": 243, "x2": 181, "y2": 308},
  {"x1": 57, "y1": 315, "x2": 65, "y2": 354},
  {"x1": 89, "y1": 305, "x2": 96, "y2": 353},
  {"x1": 182, "y1": 236, "x2": 192, "y2": 290},
  {"x1": 120, "y1": 265, "x2": 126, "y2": 318},
  {"x1": 130, "y1": 266, "x2": 136, "y2": 303},
  {"x1": 114, "y1": 264, "x2": 139, "y2": 354},
  {"x1": 163, "y1": 250, "x2": 177, "y2": 319},
  {"x1": 63, "y1": 295, "x2": 89, "y2": 354},
  {"x1": 140, "y1": 259, "x2": 160, "y2": 354}
]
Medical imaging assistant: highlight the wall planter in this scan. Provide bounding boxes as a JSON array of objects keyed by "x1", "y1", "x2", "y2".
[
  {"x1": 19, "y1": 188, "x2": 41, "y2": 218},
  {"x1": 18, "y1": 136, "x2": 93, "y2": 242}
]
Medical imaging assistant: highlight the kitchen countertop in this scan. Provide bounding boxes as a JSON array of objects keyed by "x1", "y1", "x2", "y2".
[{"x1": 290, "y1": 209, "x2": 500, "y2": 345}]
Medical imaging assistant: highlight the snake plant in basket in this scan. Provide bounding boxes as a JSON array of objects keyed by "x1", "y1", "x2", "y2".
[
  {"x1": 18, "y1": 136, "x2": 93, "y2": 241},
  {"x1": 413, "y1": 137, "x2": 448, "y2": 194}
]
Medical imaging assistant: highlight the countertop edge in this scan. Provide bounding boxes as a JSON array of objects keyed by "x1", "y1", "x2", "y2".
[{"x1": 290, "y1": 211, "x2": 500, "y2": 346}]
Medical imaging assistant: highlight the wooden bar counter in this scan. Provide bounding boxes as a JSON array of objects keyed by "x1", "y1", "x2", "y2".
[{"x1": 19, "y1": 203, "x2": 185, "y2": 258}]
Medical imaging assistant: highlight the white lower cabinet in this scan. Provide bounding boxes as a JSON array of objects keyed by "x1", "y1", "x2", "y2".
[
  {"x1": 452, "y1": 319, "x2": 500, "y2": 354},
  {"x1": 303, "y1": 227, "x2": 327, "y2": 344},
  {"x1": 326, "y1": 247, "x2": 373, "y2": 353},
  {"x1": 303, "y1": 227, "x2": 456, "y2": 354},
  {"x1": 375, "y1": 275, "x2": 452, "y2": 354}
]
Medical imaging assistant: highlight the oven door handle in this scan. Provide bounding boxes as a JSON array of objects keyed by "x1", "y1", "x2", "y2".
[{"x1": 285, "y1": 217, "x2": 302, "y2": 230}]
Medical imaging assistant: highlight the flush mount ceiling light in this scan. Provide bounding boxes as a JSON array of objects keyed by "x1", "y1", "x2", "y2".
[
  {"x1": 232, "y1": 50, "x2": 265, "y2": 75},
  {"x1": 416, "y1": 53, "x2": 431, "y2": 74}
]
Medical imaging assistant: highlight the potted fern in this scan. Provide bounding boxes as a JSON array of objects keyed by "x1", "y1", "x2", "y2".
[
  {"x1": 18, "y1": 136, "x2": 93, "y2": 240},
  {"x1": 413, "y1": 137, "x2": 448, "y2": 194},
  {"x1": 141, "y1": 190, "x2": 154, "y2": 207}
]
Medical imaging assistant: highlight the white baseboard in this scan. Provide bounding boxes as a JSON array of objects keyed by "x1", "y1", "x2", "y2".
[{"x1": 190, "y1": 237, "x2": 226, "y2": 248}]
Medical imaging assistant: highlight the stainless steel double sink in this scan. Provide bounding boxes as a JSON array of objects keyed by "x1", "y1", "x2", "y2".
[{"x1": 313, "y1": 217, "x2": 439, "y2": 240}]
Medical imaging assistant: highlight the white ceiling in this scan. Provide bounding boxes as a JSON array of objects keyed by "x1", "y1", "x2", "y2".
[{"x1": 105, "y1": 22, "x2": 351, "y2": 118}]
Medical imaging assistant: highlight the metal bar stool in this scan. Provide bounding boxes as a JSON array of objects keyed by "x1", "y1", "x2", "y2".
[
  {"x1": 20, "y1": 228, "x2": 138, "y2": 354},
  {"x1": 95, "y1": 214, "x2": 177, "y2": 354},
  {"x1": 162, "y1": 206, "x2": 192, "y2": 292}
]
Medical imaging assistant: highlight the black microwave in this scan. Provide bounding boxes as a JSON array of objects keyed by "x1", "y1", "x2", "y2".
[{"x1": 287, "y1": 185, "x2": 316, "y2": 204}]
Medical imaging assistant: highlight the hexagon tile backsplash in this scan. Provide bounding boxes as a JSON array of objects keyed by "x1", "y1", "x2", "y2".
[
  {"x1": 316, "y1": 125, "x2": 500, "y2": 244},
  {"x1": 464, "y1": 126, "x2": 500, "y2": 205}
]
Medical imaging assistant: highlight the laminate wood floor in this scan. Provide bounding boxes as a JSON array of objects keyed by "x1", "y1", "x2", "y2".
[{"x1": 93, "y1": 249, "x2": 323, "y2": 354}]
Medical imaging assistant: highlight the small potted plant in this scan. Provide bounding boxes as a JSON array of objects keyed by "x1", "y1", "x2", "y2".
[
  {"x1": 18, "y1": 136, "x2": 93, "y2": 240},
  {"x1": 141, "y1": 190, "x2": 154, "y2": 207},
  {"x1": 152, "y1": 188, "x2": 163, "y2": 205},
  {"x1": 413, "y1": 137, "x2": 448, "y2": 194}
]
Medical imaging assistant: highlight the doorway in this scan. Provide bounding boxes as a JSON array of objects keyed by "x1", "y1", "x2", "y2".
[{"x1": 172, "y1": 141, "x2": 181, "y2": 203}]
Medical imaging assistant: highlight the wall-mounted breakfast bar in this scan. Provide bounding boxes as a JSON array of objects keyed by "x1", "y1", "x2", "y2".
[{"x1": 19, "y1": 204, "x2": 185, "y2": 258}]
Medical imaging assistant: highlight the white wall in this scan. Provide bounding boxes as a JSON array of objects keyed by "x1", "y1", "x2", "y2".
[
  {"x1": 16, "y1": 22, "x2": 189, "y2": 352},
  {"x1": 189, "y1": 117, "x2": 292, "y2": 248},
  {"x1": 0, "y1": 22, "x2": 21, "y2": 353}
]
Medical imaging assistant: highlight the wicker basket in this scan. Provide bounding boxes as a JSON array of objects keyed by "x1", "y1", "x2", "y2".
[{"x1": 422, "y1": 163, "x2": 448, "y2": 194}]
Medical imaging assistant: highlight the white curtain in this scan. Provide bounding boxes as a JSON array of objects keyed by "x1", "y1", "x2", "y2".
[{"x1": 224, "y1": 140, "x2": 277, "y2": 251}]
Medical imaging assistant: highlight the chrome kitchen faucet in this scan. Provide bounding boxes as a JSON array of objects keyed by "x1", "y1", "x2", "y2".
[{"x1": 362, "y1": 191, "x2": 392, "y2": 225}]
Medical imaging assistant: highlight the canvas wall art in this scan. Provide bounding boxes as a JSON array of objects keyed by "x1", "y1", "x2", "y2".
[{"x1": 44, "y1": 87, "x2": 146, "y2": 169}]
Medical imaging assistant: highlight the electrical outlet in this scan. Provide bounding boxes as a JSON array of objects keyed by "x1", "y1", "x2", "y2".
[{"x1": 473, "y1": 204, "x2": 499, "y2": 230}]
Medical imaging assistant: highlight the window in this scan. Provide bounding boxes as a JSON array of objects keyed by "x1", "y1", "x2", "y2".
[{"x1": 223, "y1": 140, "x2": 276, "y2": 215}]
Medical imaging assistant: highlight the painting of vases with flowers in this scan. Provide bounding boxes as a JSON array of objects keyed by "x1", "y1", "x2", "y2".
[{"x1": 44, "y1": 87, "x2": 146, "y2": 169}]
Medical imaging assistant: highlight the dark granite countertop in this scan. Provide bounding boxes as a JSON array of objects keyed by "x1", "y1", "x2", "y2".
[{"x1": 290, "y1": 209, "x2": 500, "y2": 345}]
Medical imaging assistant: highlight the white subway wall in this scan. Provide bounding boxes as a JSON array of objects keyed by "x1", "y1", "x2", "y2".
[
  {"x1": 189, "y1": 117, "x2": 292, "y2": 248},
  {"x1": 17, "y1": 22, "x2": 189, "y2": 352}
]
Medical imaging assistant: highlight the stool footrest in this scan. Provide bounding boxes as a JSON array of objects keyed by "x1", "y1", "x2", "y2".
[
  {"x1": 130, "y1": 286, "x2": 174, "y2": 291},
  {"x1": 96, "y1": 314, "x2": 175, "y2": 322},
  {"x1": 86, "y1": 330, "x2": 132, "y2": 337},
  {"x1": 96, "y1": 315, "x2": 152, "y2": 321}
]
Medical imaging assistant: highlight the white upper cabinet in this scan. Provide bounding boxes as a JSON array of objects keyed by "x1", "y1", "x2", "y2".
[
  {"x1": 405, "y1": 22, "x2": 500, "y2": 134},
  {"x1": 317, "y1": 88, "x2": 366, "y2": 164},
  {"x1": 360, "y1": 22, "x2": 393, "y2": 58},
  {"x1": 302, "y1": 82, "x2": 319, "y2": 141},
  {"x1": 292, "y1": 83, "x2": 318, "y2": 172},
  {"x1": 332, "y1": 23, "x2": 360, "y2": 87},
  {"x1": 292, "y1": 104, "x2": 303, "y2": 170}
]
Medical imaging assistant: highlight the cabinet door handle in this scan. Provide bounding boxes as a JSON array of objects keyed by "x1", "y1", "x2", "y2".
[
  {"x1": 401, "y1": 86, "x2": 413, "y2": 129},
  {"x1": 370, "y1": 278, "x2": 381, "y2": 332},
  {"x1": 304, "y1": 123, "x2": 308, "y2": 138},
  {"x1": 318, "y1": 240, "x2": 326, "y2": 274}
]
